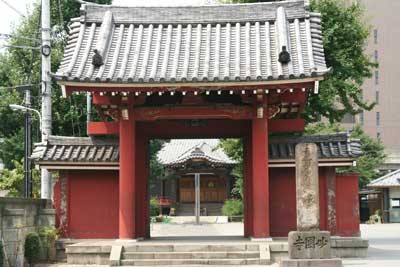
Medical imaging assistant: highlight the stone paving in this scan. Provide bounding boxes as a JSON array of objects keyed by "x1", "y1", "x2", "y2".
[
  {"x1": 37, "y1": 223, "x2": 400, "y2": 267},
  {"x1": 151, "y1": 220, "x2": 243, "y2": 237},
  {"x1": 342, "y1": 223, "x2": 400, "y2": 267}
]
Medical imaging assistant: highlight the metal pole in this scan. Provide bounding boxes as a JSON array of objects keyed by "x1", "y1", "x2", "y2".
[
  {"x1": 41, "y1": 0, "x2": 52, "y2": 199},
  {"x1": 24, "y1": 89, "x2": 32, "y2": 198},
  {"x1": 86, "y1": 92, "x2": 92, "y2": 135},
  {"x1": 195, "y1": 173, "x2": 201, "y2": 225}
]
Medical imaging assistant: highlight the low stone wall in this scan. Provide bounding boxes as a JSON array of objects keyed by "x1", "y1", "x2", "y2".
[{"x1": 0, "y1": 197, "x2": 55, "y2": 267}]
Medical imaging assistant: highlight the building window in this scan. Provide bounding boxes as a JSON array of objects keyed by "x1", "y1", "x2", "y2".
[
  {"x1": 359, "y1": 111, "x2": 364, "y2": 125},
  {"x1": 375, "y1": 70, "x2": 379, "y2": 85},
  {"x1": 374, "y1": 29, "x2": 378, "y2": 44},
  {"x1": 375, "y1": 91, "x2": 379, "y2": 104},
  {"x1": 374, "y1": 50, "x2": 378, "y2": 63},
  {"x1": 376, "y1": 112, "x2": 380, "y2": 126},
  {"x1": 341, "y1": 113, "x2": 355, "y2": 124},
  {"x1": 391, "y1": 198, "x2": 400, "y2": 208}
]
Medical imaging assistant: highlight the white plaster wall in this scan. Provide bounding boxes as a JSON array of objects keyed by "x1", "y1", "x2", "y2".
[
  {"x1": 389, "y1": 188, "x2": 400, "y2": 223},
  {"x1": 390, "y1": 188, "x2": 400, "y2": 198}
]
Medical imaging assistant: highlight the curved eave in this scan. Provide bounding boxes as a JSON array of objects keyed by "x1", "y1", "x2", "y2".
[
  {"x1": 56, "y1": 75, "x2": 327, "y2": 89},
  {"x1": 269, "y1": 158, "x2": 357, "y2": 168},
  {"x1": 37, "y1": 157, "x2": 355, "y2": 171},
  {"x1": 35, "y1": 161, "x2": 119, "y2": 170}
]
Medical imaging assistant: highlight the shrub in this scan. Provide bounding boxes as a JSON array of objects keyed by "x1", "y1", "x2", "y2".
[
  {"x1": 150, "y1": 197, "x2": 160, "y2": 217},
  {"x1": 24, "y1": 232, "x2": 41, "y2": 266},
  {"x1": 222, "y1": 199, "x2": 243, "y2": 217},
  {"x1": 39, "y1": 227, "x2": 58, "y2": 261},
  {"x1": 39, "y1": 227, "x2": 57, "y2": 249}
]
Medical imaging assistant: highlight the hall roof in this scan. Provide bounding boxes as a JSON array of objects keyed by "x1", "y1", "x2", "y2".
[
  {"x1": 368, "y1": 169, "x2": 400, "y2": 188},
  {"x1": 32, "y1": 133, "x2": 360, "y2": 170},
  {"x1": 157, "y1": 139, "x2": 236, "y2": 167},
  {"x1": 55, "y1": 0, "x2": 329, "y2": 85}
]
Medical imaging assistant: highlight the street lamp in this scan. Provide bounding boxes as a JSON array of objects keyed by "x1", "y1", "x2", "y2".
[
  {"x1": 9, "y1": 104, "x2": 42, "y2": 198},
  {"x1": 9, "y1": 104, "x2": 42, "y2": 131}
]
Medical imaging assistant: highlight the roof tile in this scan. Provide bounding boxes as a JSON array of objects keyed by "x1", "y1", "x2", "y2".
[{"x1": 56, "y1": 0, "x2": 329, "y2": 84}]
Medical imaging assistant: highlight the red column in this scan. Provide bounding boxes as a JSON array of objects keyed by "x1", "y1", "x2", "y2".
[
  {"x1": 119, "y1": 105, "x2": 135, "y2": 239},
  {"x1": 243, "y1": 135, "x2": 253, "y2": 237},
  {"x1": 250, "y1": 113, "x2": 270, "y2": 238},
  {"x1": 135, "y1": 131, "x2": 148, "y2": 239}
]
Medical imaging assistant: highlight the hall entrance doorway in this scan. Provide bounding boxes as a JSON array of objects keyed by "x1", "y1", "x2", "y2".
[
  {"x1": 148, "y1": 136, "x2": 243, "y2": 238},
  {"x1": 179, "y1": 175, "x2": 227, "y2": 203}
]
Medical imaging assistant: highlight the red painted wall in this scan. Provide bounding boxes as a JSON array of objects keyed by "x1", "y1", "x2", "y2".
[
  {"x1": 54, "y1": 168, "x2": 359, "y2": 238},
  {"x1": 67, "y1": 170, "x2": 119, "y2": 238},
  {"x1": 336, "y1": 173, "x2": 360, "y2": 237},
  {"x1": 269, "y1": 168, "x2": 297, "y2": 236},
  {"x1": 269, "y1": 168, "x2": 329, "y2": 237}
]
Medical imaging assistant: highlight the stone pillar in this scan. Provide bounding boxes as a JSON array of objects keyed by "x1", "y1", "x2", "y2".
[
  {"x1": 119, "y1": 104, "x2": 136, "y2": 239},
  {"x1": 250, "y1": 115, "x2": 270, "y2": 238},
  {"x1": 283, "y1": 143, "x2": 342, "y2": 267},
  {"x1": 295, "y1": 143, "x2": 319, "y2": 231}
]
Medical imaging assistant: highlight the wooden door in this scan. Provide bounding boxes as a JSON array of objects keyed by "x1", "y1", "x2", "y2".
[{"x1": 179, "y1": 176, "x2": 227, "y2": 203}]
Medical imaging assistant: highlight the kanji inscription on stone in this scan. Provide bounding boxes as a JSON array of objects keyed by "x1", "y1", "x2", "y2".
[{"x1": 288, "y1": 231, "x2": 331, "y2": 259}]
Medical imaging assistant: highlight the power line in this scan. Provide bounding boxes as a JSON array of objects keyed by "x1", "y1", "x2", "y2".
[
  {"x1": 1, "y1": 45, "x2": 40, "y2": 50},
  {"x1": 0, "y1": 84, "x2": 40, "y2": 91},
  {"x1": 0, "y1": 33, "x2": 41, "y2": 43},
  {"x1": 0, "y1": 0, "x2": 26, "y2": 18}
]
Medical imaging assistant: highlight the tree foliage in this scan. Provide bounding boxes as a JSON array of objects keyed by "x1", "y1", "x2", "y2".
[
  {"x1": 218, "y1": 139, "x2": 243, "y2": 199},
  {"x1": 306, "y1": 0, "x2": 376, "y2": 122},
  {"x1": 0, "y1": 0, "x2": 111, "y2": 195},
  {"x1": 0, "y1": 159, "x2": 40, "y2": 197},
  {"x1": 305, "y1": 122, "x2": 386, "y2": 187},
  {"x1": 224, "y1": 0, "x2": 377, "y2": 123}
]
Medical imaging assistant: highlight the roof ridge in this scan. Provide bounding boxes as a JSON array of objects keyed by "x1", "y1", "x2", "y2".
[
  {"x1": 87, "y1": 0, "x2": 305, "y2": 9},
  {"x1": 368, "y1": 169, "x2": 400, "y2": 186}
]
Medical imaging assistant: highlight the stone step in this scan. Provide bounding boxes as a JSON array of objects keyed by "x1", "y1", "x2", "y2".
[
  {"x1": 120, "y1": 258, "x2": 262, "y2": 266},
  {"x1": 123, "y1": 244, "x2": 259, "y2": 253},
  {"x1": 122, "y1": 251, "x2": 260, "y2": 260},
  {"x1": 119, "y1": 266, "x2": 271, "y2": 267}
]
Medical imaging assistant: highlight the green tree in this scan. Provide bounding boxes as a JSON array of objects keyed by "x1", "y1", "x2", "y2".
[
  {"x1": 225, "y1": 0, "x2": 377, "y2": 123},
  {"x1": 305, "y1": 122, "x2": 386, "y2": 187},
  {"x1": 218, "y1": 139, "x2": 243, "y2": 199},
  {"x1": 0, "y1": 159, "x2": 40, "y2": 197},
  {"x1": 148, "y1": 139, "x2": 176, "y2": 195},
  {"x1": 0, "y1": 0, "x2": 111, "y2": 194}
]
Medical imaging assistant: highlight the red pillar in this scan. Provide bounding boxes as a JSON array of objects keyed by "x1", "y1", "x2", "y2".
[
  {"x1": 135, "y1": 131, "x2": 148, "y2": 239},
  {"x1": 243, "y1": 135, "x2": 253, "y2": 237},
  {"x1": 119, "y1": 105, "x2": 135, "y2": 239},
  {"x1": 250, "y1": 112, "x2": 270, "y2": 238}
]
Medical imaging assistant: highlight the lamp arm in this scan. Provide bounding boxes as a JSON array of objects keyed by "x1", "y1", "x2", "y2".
[{"x1": 25, "y1": 107, "x2": 42, "y2": 132}]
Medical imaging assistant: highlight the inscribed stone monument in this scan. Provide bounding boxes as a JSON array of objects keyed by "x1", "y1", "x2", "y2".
[{"x1": 281, "y1": 143, "x2": 342, "y2": 267}]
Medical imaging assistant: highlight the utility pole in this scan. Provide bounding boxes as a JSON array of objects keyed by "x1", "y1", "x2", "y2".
[
  {"x1": 16, "y1": 85, "x2": 33, "y2": 198},
  {"x1": 41, "y1": 0, "x2": 52, "y2": 199},
  {"x1": 24, "y1": 88, "x2": 32, "y2": 198}
]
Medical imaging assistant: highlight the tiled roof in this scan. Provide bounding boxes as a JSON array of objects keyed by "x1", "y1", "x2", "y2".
[
  {"x1": 31, "y1": 136, "x2": 119, "y2": 166},
  {"x1": 55, "y1": 0, "x2": 329, "y2": 84},
  {"x1": 368, "y1": 169, "x2": 400, "y2": 188},
  {"x1": 32, "y1": 133, "x2": 361, "y2": 169},
  {"x1": 269, "y1": 133, "x2": 362, "y2": 160},
  {"x1": 157, "y1": 139, "x2": 236, "y2": 167}
]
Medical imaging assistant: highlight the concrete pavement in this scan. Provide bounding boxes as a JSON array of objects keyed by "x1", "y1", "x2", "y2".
[
  {"x1": 38, "y1": 223, "x2": 400, "y2": 266},
  {"x1": 343, "y1": 223, "x2": 400, "y2": 267}
]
